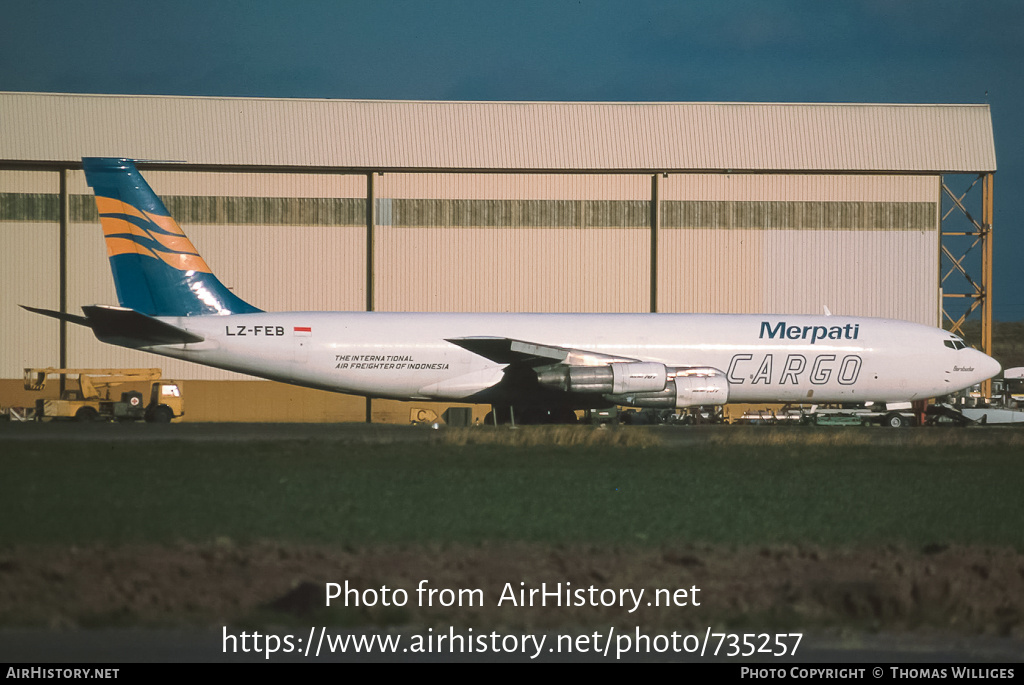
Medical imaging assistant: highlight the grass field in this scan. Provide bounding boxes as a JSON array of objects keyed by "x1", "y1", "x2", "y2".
[
  {"x1": 3, "y1": 426, "x2": 1022, "y2": 549},
  {"x1": 2, "y1": 424, "x2": 1023, "y2": 636}
]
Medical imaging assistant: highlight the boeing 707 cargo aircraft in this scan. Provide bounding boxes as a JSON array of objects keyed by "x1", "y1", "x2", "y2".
[{"x1": 23, "y1": 158, "x2": 1000, "y2": 422}]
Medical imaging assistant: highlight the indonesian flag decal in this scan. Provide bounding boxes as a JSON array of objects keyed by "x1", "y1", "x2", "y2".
[{"x1": 293, "y1": 326, "x2": 312, "y2": 337}]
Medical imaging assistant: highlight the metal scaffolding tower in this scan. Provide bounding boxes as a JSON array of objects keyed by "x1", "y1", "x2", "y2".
[{"x1": 941, "y1": 172, "x2": 994, "y2": 396}]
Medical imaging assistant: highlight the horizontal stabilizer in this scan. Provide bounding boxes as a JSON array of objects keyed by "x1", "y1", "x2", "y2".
[
  {"x1": 81, "y1": 305, "x2": 205, "y2": 346},
  {"x1": 23, "y1": 303, "x2": 204, "y2": 347},
  {"x1": 19, "y1": 305, "x2": 91, "y2": 327}
]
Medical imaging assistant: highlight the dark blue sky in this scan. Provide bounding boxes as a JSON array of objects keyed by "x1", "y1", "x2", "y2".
[{"x1": 3, "y1": 1, "x2": 1022, "y2": 320}]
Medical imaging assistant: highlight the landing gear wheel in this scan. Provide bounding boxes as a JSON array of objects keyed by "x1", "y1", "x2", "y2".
[
  {"x1": 551, "y1": 408, "x2": 578, "y2": 424},
  {"x1": 485, "y1": 407, "x2": 511, "y2": 426},
  {"x1": 885, "y1": 412, "x2": 907, "y2": 428}
]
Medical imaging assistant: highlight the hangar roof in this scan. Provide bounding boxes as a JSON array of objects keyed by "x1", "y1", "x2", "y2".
[{"x1": 0, "y1": 91, "x2": 996, "y2": 173}]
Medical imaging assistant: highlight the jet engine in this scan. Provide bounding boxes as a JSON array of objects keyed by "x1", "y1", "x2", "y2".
[
  {"x1": 536, "y1": 362, "x2": 666, "y2": 394},
  {"x1": 536, "y1": 363, "x2": 729, "y2": 408}
]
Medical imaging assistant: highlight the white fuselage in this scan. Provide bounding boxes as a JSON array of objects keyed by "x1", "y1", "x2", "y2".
[{"x1": 142, "y1": 312, "x2": 999, "y2": 405}]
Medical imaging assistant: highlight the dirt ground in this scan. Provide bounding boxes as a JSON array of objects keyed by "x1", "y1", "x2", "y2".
[{"x1": 2, "y1": 542, "x2": 1021, "y2": 640}]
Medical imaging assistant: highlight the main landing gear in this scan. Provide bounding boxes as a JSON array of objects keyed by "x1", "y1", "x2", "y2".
[{"x1": 484, "y1": 405, "x2": 579, "y2": 426}]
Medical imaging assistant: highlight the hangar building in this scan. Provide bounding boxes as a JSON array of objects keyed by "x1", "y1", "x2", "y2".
[{"x1": 0, "y1": 92, "x2": 997, "y2": 422}]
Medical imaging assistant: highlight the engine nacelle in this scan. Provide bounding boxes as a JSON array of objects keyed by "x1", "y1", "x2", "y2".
[
  {"x1": 536, "y1": 362, "x2": 667, "y2": 394},
  {"x1": 604, "y1": 367, "x2": 730, "y2": 408},
  {"x1": 610, "y1": 362, "x2": 667, "y2": 394},
  {"x1": 673, "y1": 371, "x2": 729, "y2": 407}
]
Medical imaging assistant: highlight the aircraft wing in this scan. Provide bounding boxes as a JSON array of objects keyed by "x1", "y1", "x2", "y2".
[
  {"x1": 446, "y1": 336, "x2": 639, "y2": 367},
  {"x1": 448, "y1": 335, "x2": 730, "y2": 408}
]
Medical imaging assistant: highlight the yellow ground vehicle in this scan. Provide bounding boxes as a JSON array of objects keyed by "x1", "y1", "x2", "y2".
[{"x1": 24, "y1": 368, "x2": 184, "y2": 423}]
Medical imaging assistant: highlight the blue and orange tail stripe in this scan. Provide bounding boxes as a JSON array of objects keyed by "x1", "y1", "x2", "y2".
[
  {"x1": 83, "y1": 158, "x2": 261, "y2": 317},
  {"x1": 95, "y1": 195, "x2": 214, "y2": 273}
]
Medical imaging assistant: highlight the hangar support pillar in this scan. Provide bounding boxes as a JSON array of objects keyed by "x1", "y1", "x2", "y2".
[
  {"x1": 650, "y1": 173, "x2": 661, "y2": 313},
  {"x1": 58, "y1": 168, "x2": 69, "y2": 396},
  {"x1": 366, "y1": 171, "x2": 376, "y2": 423}
]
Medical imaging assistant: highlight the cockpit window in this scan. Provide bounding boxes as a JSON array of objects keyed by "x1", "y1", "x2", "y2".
[{"x1": 944, "y1": 339, "x2": 966, "y2": 350}]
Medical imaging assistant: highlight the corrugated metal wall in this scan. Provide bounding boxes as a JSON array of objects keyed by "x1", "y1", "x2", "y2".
[
  {"x1": 3, "y1": 169, "x2": 368, "y2": 379},
  {"x1": 657, "y1": 174, "x2": 939, "y2": 320},
  {"x1": 0, "y1": 94, "x2": 997, "y2": 173},
  {"x1": 0, "y1": 171, "x2": 60, "y2": 379},
  {"x1": 3, "y1": 94, "x2": 975, "y2": 418},
  {"x1": 1, "y1": 168, "x2": 940, "y2": 383},
  {"x1": 374, "y1": 174, "x2": 650, "y2": 313}
]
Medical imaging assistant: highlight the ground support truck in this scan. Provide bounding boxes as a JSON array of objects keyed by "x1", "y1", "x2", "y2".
[
  {"x1": 734, "y1": 403, "x2": 918, "y2": 427},
  {"x1": 24, "y1": 368, "x2": 184, "y2": 423},
  {"x1": 927, "y1": 368, "x2": 1024, "y2": 425}
]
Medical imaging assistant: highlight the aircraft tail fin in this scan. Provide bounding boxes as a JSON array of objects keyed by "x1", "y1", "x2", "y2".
[{"x1": 82, "y1": 158, "x2": 261, "y2": 317}]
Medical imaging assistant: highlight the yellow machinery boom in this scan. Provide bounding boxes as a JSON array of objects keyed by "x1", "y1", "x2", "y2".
[
  {"x1": 22, "y1": 368, "x2": 183, "y2": 422},
  {"x1": 24, "y1": 368, "x2": 163, "y2": 400}
]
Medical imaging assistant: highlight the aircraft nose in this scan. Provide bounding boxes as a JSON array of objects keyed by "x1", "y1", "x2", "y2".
[{"x1": 969, "y1": 348, "x2": 1002, "y2": 385}]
